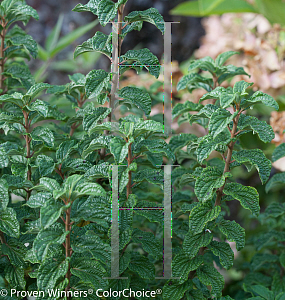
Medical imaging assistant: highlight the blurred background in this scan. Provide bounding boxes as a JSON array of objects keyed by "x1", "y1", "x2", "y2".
[{"x1": 22, "y1": 0, "x2": 285, "y2": 296}]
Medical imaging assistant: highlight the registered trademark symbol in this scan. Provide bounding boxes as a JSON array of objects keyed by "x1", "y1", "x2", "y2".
[
  {"x1": 156, "y1": 288, "x2": 162, "y2": 294},
  {"x1": 88, "y1": 289, "x2": 93, "y2": 294}
]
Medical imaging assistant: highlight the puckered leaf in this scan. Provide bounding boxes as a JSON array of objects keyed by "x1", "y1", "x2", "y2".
[
  {"x1": 74, "y1": 31, "x2": 112, "y2": 58},
  {"x1": 33, "y1": 223, "x2": 68, "y2": 261},
  {"x1": 272, "y1": 143, "x2": 285, "y2": 162},
  {"x1": 120, "y1": 48, "x2": 160, "y2": 78},
  {"x1": 177, "y1": 73, "x2": 213, "y2": 92},
  {"x1": 85, "y1": 69, "x2": 110, "y2": 99},
  {"x1": 245, "y1": 91, "x2": 279, "y2": 110},
  {"x1": 265, "y1": 173, "x2": 285, "y2": 193},
  {"x1": 264, "y1": 202, "x2": 285, "y2": 218},
  {"x1": 38, "y1": 255, "x2": 69, "y2": 290},
  {"x1": 7, "y1": 33, "x2": 38, "y2": 59},
  {"x1": 1, "y1": 239, "x2": 27, "y2": 268},
  {"x1": 237, "y1": 114, "x2": 275, "y2": 143},
  {"x1": 0, "y1": 179, "x2": 9, "y2": 210},
  {"x1": 218, "y1": 65, "x2": 249, "y2": 84},
  {"x1": 119, "y1": 162, "x2": 137, "y2": 193},
  {"x1": 129, "y1": 254, "x2": 155, "y2": 279},
  {"x1": 233, "y1": 80, "x2": 253, "y2": 95},
  {"x1": 224, "y1": 182, "x2": 260, "y2": 217},
  {"x1": 163, "y1": 280, "x2": 193, "y2": 300},
  {"x1": 197, "y1": 264, "x2": 225, "y2": 297},
  {"x1": 33, "y1": 177, "x2": 60, "y2": 193},
  {"x1": 172, "y1": 101, "x2": 203, "y2": 119},
  {"x1": 218, "y1": 219, "x2": 245, "y2": 251},
  {"x1": 209, "y1": 241, "x2": 234, "y2": 269},
  {"x1": 118, "y1": 86, "x2": 152, "y2": 116},
  {"x1": 35, "y1": 155, "x2": 55, "y2": 177},
  {"x1": 110, "y1": 136, "x2": 129, "y2": 164},
  {"x1": 215, "y1": 51, "x2": 239, "y2": 67},
  {"x1": 189, "y1": 203, "x2": 221, "y2": 234},
  {"x1": 82, "y1": 135, "x2": 113, "y2": 158},
  {"x1": 208, "y1": 108, "x2": 236, "y2": 139},
  {"x1": 56, "y1": 140, "x2": 78, "y2": 162},
  {"x1": 232, "y1": 149, "x2": 271, "y2": 184},
  {"x1": 97, "y1": 0, "x2": 118, "y2": 26},
  {"x1": 27, "y1": 100, "x2": 49, "y2": 118},
  {"x1": 172, "y1": 253, "x2": 203, "y2": 283},
  {"x1": 24, "y1": 83, "x2": 50, "y2": 103},
  {"x1": 188, "y1": 56, "x2": 216, "y2": 73},
  {"x1": 169, "y1": 133, "x2": 197, "y2": 153},
  {"x1": 125, "y1": 8, "x2": 165, "y2": 34},
  {"x1": 72, "y1": 0, "x2": 100, "y2": 15},
  {"x1": 194, "y1": 166, "x2": 227, "y2": 202},
  {"x1": 183, "y1": 231, "x2": 212, "y2": 258},
  {"x1": 0, "y1": 92, "x2": 24, "y2": 108},
  {"x1": 83, "y1": 107, "x2": 111, "y2": 133},
  {"x1": 133, "y1": 119, "x2": 164, "y2": 137},
  {"x1": 5, "y1": 264, "x2": 25, "y2": 290},
  {"x1": 134, "y1": 168, "x2": 164, "y2": 188},
  {"x1": 196, "y1": 131, "x2": 231, "y2": 163},
  {"x1": 0, "y1": 208, "x2": 20, "y2": 238},
  {"x1": 30, "y1": 127, "x2": 54, "y2": 148}
]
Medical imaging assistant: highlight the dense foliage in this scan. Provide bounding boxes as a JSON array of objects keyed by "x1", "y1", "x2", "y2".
[{"x1": 0, "y1": 0, "x2": 283, "y2": 299}]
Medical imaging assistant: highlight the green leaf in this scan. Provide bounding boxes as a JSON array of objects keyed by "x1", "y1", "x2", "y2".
[
  {"x1": 272, "y1": 143, "x2": 285, "y2": 162},
  {"x1": 196, "y1": 132, "x2": 231, "y2": 163},
  {"x1": 172, "y1": 253, "x2": 203, "y2": 283},
  {"x1": 110, "y1": 137, "x2": 129, "y2": 163},
  {"x1": 172, "y1": 101, "x2": 203, "y2": 119},
  {"x1": 0, "y1": 208, "x2": 20, "y2": 238},
  {"x1": 72, "y1": 0, "x2": 100, "y2": 15},
  {"x1": 209, "y1": 241, "x2": 234, "y2": 269},
  {"x1": 215, "y1": 51, "x2": 239, "y2": 66},
  {"x1": 33, "y1": 224, "x2": 68, "y2": 261},
  {"x1": 188, "y1": 56, "x2": 216, "y2": 73},
  {"x1": 118, "y1": 86, "x2": 152, "y2": 116},
  {"x1": 197, "y1": 264, "x2": 224, "y2": 297},
  {"x1": 132, "y1": 228, "x2": 162, "y2": 259},
  {"x1": 177, "y1": 73, "x2": 213, "y2": 92},
  {"x1": 119, "y1": 162, "x2": 137, "y2": 193},
  {"x1": 85, "y1": 69, "x2": 111, "y2": 99},
  {"x1": 74, "y1": 181, "x2": 107, "y2": 198},
  {"x1": 8, "y1": 34, "x2": 38, "y2": 59},
  {"x1": 224, "y1": 182, "x2": 260, "y2": 217},
  {"x1": 74, "y1": 31, "x2": 112, "y2": 58},
  {"x1": 71, "y1": 258, "x2": 107, "y2": 289},
  {"x1": 0, "y1": 148, "x2": 8, "y2": 169},
  {"x1": 125, "y1": 8, "x2": 165, "y2": 34},
  {"x1": 133, "y1": 119, "x2": 164, "y2": 137},
  {"x1": 5, "y1": 264, "x2": 25, "y2": 290},
  {"x1": 129, "y1": 254, "x2": 155, "y2": 279},
  {"x1": 35, "y1": 155, "x2": 55, "y2": 177},
  {"x1": 0, "y1": 92, "x2": 24, "y2": 108},
  {"x1": 56, "y1": 140, "x2": 78, "y2": 162},
  {"x1": 45, "y1": 14, "x2": 64, "y2": 52},
  {"x1": 33, "y1": 177, "x2": 61, "y2": 193},
  {"x1": 97, "y1": 0, "x2": 117, "y2": 26},
  {"x1": 30, "y1": 127, "x2": 54, "y2": 148},
  {"x1": 233, "y1": 80, "x2": 253, "y2": 95},
  {"x1": 264, "y1": 202, "x2": 285, "y2": 217},
  {"x1": 218, "y1": 219, "x2": 245, "y2": 251},
  {"x1": 232, "y1": 149, "x2": 271, "y2": 184},
  {"x1": 1, "y1": 239, "x2": 27, "y2": 268},
  {"x1": 208, "y1": 108, "x2": 236, "y2": 138},
  {"x1": 237, "y1": 114, "x2": 275, "y2": 143},
  {"x1": 183, "y1": 231, "x2": 213, "y2": 258},
  {"x1": 10, "y1": 4, "x2": 39, "y2": 24},
  {"x1": 189, "y1": 203, "x2": 221, "y2": 234},
  {"x1": 194, "y1": 166, "x2": 226, "y2": 202},
  {"x1": 218, "y1": 65, "x2": 249, "y2": 84},
  {"x1": 134, "y1": 168, "x2": 164, "y2": 188},
  {"x1": 38, "y1": 255, "x2": 69, "y2": 290},
  {"x1": 0, "y1": 179, "x2": 9, "y2": 210},
  {"x1": 169, "y1": 133, "x2": 197, "y2": 153},
  {"x1": 24, "y1": 83, "x2": 50, "y2": 103},
  {"x1": 244, "y1": 285, "x2": 274, "y2": 300},
  {"x1": 265, "y1": 173, "x2": 285, "y2": 193},
  {"x1": 134, "y1": 139, "x2": 175, "y2": 161},
  {"x1": 82, "y1": 136, "x2": 112, "y2": 158},
  {"x1": 163, "y1": 280, "x2": 193, "y2": 300},
  {"x1": 83, "y1": 107, "x2": 111, "y2": 132},
  {"x1": 27, "y1": 100, "x2": 49, "y2": 118},
  {"x1": 245, "y1": 91, "x2": 279, "y2": 110},
  {"x1": 120, "y1": 48, "x2": 160, "y2": 78}
]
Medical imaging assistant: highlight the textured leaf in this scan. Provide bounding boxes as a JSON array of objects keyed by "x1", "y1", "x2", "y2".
[
  {"x1": 197, "y1": 265, "x2": 225, "y2": 297},
  {"x1": 109, "y1": 137, "x2": 129, "y2": 163},
  {"x1": 188, "y1": 56, "x2": 216, "y2": 73},
  {"x1": 0, "y1": 92, "x2": 24, "y2": 108},
  {"x1": 246, "y1": 91, "x2": 279, "y2": 110},
  {"x1": 0, "y1": 179, "x2": 9, "y2": 210},
  {"x1": 233, "y1": 80, "x2": 253, "y2": 95},
  {"x1": 83, "y1": 107, "x2": 111, "y2": 132},
  {"x1": 97, "y1": 0, "x2": 117, "y2": 26},
  {"x1": 172, "y1": 101, "x2": 203, "y2": 119},
  {"x1": 237, "y1": 114, "x2": 275, "y2": 143},
  {"x1": 33, "y1": 177, "x2": 61, "y2": 193},
  {"x1": 194, "y1": 166, "x2": 226, "y2": 202},
  {"x1": 232, "y1": 149, "x2": 271, "y2": 184},
  {"x1": 74, "y1": 31, "x2": 112, "y2": 58},
  {"x1": 209, "y1": 241, "x2": 234, "y2": 269},
  {"x1": 169, "y1": 133, "x2": 197, "y2": 153},
  {"x1": 133, "y1": 119, "x2": 164, "y2": 137},
  {"x1": 224, "y1": 182, "x2": 259, "y2": 217},
  {"x1": 72, "y1": 0, "x2": 100, "y2": 15},
  {"x1": 125, "y1": 8, "x2": 165, "y2": 34},
  {"x1": 129, "y1": 254, "x2": 155, "y2": 279},
  {"x1": 1, "y1": 239, "x2": 27, "y2": 268},
  {"x1": 199, "y1": 86, "x2": 226, "y2": 102},
  {"x1": 118, "y1": 86, "x2": 151, "y2": 116},
  {"x1": 172, "y1": 253, "x2": 203, "y2": 283},
  {"x1": 82, "y1": 136, "x2": 112, "y2": 158},
  {"x1": 5, "y1": 264, "x2": 25, "y2": 290},
  {"x1": 196, "y1": 132, "x2": 231, "y2": 163},
  {"x1": 56, "y1": 140, "x2": 78, "y2": 162},
  {"x1": 163, "y1": 280, "x2": 193, "y2": 300},
  {"x1": 265, "y1": 173, "x2": 285, "y2": 193},
  {"x1": 30, "y1": 127, "x2": 54, "y2": 148},
  {"x1": 85, "y1": 69, "x2": 110, "y2": 99},
  {"x1": 35, "y1": 155, "x2": 55, "y2": 177},
  {"x1": 134, "y1": 168, "x2": 164, "y2": 188},
  {"x1": 8, "y1": 34, "x2": 38, "y2": 59},
  {"x1": 11, "y1": 4, "x2": 39, "y2": 23},
  {"x1": 177, "y1": 73, "x2": 213, "y2": 92},
  {"x1": 218, "y1": 219, "x2": 245, "y2": 251},
  {"x1": 208, "y1": 108, "x2": 236, "y2": 139},
  {"x1": 218, "y1": 65, "x2": 249, "y2": 84},
  {"x1": 272, "y1": 143, "x2": 285, "y2": 162},
  {"x1": 215, "y1": 51, "x2": 239, "y2": 66},
  {"x1": 119, "y1": 162, "x2": 137, "y2": 193},
  {"x1": 33, "y1": 224, "x2": 68, "y2": 261},
  {"x1": 264, "y1": 202, "x2": 285, "y2": 218},
  {"x1": 189, "y1": 203, "x2": 221, "y2": 234},
  {"x1": 183, "y1": 231, "x2": 212, "y2": 258},
  {"x1": 132, "y1": 228, "x2": 162, "y2": 259},
  {"x1": 134, "y1": 139, "x2": 175, "y2": 160},
  {"x1": 38, "y1": 255, "x2": 69, "y2": 290},
  {"x1": 24, "y1": 83, "x2": 50, "y2": 102},
  {"x1": 0, "y1": 208, "x2": 20, "y2": 238}
]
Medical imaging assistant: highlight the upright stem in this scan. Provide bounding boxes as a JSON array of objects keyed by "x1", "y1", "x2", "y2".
[
  {"x1": 65, "y1": 206, "x2": 72, "y2": 298},
  {"x1": 126, "y1": 143, "x2": 132, "y2": 199},
  {"x1": 215, "y1": 111, "x2": 241, "y2": 206},
  {"x1": 117, "y1": 4, "x2": 124, "y2": 58}
]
